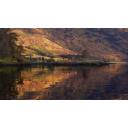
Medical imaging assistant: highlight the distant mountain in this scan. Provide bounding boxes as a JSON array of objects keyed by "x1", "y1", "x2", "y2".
[{"x1": 12, "y1": 28, "x2": 128, "y2": 61}]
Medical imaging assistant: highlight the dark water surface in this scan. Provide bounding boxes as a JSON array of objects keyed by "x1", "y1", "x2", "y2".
[{"x1": 0, "y1": 64, "x2": 128, "y2": 100}]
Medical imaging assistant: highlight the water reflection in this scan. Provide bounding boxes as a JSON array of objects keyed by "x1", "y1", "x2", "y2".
[
  {"x1": 0, "y1": 64, "x2": 128, "y2": 100},
  {"x1": 0, "y1": 68, "x2": 19, "y2": 99}
]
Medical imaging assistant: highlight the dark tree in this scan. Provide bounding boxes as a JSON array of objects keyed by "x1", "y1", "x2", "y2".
[
  {"x1": 0, "y1": 28, "x2": 20, "y2": 60},
  {"x1": 81, "y1": 49, "x2": 88, "y2": 58},
  {"x1": 16, "y1": 45, "x2": 24, "y2": 62}
]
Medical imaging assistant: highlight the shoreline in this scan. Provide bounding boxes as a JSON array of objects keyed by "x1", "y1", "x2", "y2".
[{"x1": 0, "y1": 61, "x2": 109, "y2": 67}]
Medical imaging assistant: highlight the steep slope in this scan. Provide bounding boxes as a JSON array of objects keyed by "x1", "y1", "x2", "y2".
[
  {"x1": 12, "y1": 29, "x2": 77, "y2": 57},
  {"x1": 12, "y1": 28, "x2": 128, "y2": 61},
  {"x1": 42, "y1": 28, "x2": 128, "y2": 61}
]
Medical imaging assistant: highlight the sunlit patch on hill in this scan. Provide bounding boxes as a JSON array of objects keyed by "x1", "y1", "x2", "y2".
[
  {"x1": 11, "y1": 28, "x2": 128, "y2": 61},
  {"x1": 12, "y1": 29, "x2": 77, "y2": 58}
]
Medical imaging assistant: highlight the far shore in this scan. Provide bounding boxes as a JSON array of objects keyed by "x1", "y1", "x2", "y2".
[
  {"x1": 107, "y1": 61, "x2": 128, "y2": 64},
  {"x1": 0, "y1": 61, "x2": 111, "y2": 67},
  {"x1": 1, "y1": 60, "x2": 128, "y2": 67}
]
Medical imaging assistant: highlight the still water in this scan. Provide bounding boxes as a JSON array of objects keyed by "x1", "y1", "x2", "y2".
[{"x1": 0, "y1": 64, "x2": 128, "y2": 100}]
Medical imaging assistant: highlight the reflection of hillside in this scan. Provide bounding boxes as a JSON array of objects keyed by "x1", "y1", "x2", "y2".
[
  {"x1": 38, "y1": 64, "x2": 124, "y2": 100},
  {"x1": 16, "y1": 64, "x2": 124, "y2": 100},
  {"x1": 16, "y1": 67, "x2": 77, "y2": 99}
]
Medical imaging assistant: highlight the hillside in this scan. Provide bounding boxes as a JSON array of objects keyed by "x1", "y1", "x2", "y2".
[
  {"x1": 7, "y1": 28, "x2": 128, "y2": 61},
  {"x1": 12, "y1": 29, "x2": 77, "y2": 58},
  {"x1": 14, "y1": 28, "x2": 128, "y2": 60},
  {"x1": 42, "y1": 28, "x2": 128, "y2": 61}
]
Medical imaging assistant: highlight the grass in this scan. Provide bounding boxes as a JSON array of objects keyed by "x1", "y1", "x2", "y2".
[
  {"x1": 0, "y1": 56, "x2": 109, "y2": 67},
  {"x1": 0, "y1": 57, "x2": 17, "y2": 64}
]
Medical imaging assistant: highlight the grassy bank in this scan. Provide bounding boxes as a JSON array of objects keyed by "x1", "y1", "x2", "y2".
[
  {"x1": 0, "y1": 60, "x2": 109, "y2": 67},
  {"x1": 0, "y1": 56, "x2": 110, "y2": 67},
  {"x1": 0, "y1": 57, "x2": 17, "y2": 64}
]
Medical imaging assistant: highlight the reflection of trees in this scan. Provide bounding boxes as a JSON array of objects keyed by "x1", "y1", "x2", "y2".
[
  {"x1": 82, "y1": 70, "x2": 88, "y2": 79},
  {"x1": 0, "y1": 68, "x2": 22, "y2": 99}
]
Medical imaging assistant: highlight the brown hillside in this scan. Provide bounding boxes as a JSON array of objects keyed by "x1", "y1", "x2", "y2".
[
  {"x1": 12, "y1": 29, "x2": 77, "y2": 57},
  {"x1": 11, "y1": 28, "x2": 128, "y2": 61}
]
